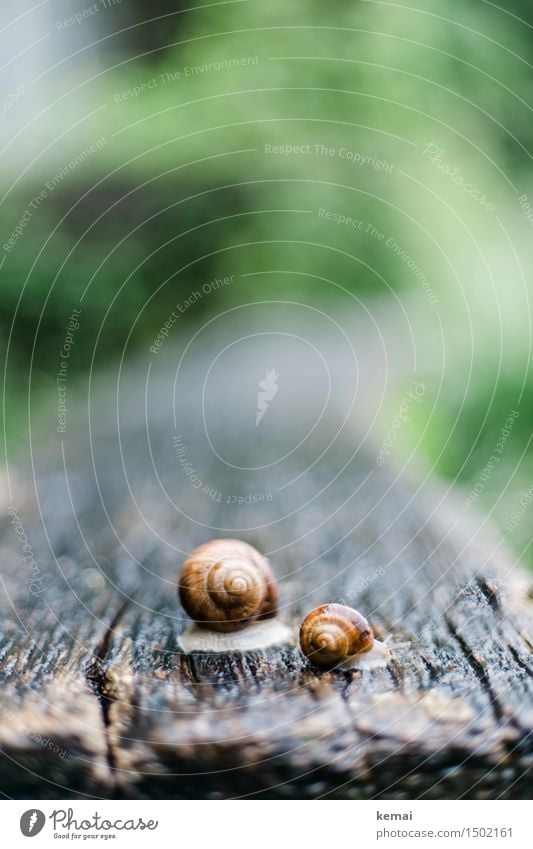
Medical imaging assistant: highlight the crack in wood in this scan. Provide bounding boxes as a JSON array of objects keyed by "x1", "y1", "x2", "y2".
[
  {"x1": 85, "y1": 600, "x2": 131, "y2": 783},
  {"x1": 444, "y1": 614, "x2": 504, "y2": 723},
  {"x1": 476, "y1": 576, "x2": 503, "y2": 614}
]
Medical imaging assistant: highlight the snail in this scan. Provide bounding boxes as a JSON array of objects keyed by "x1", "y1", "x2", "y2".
[
  {"x1": 299, "y1": 603, "x2": 390, "y2": 669},
  {"x1": 178, "y1": 539, "x2": 292, "y2": 652}
]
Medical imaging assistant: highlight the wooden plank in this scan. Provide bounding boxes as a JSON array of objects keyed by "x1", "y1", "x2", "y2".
[{"x1": 1, "y1": 336, "x2": 532, "y2": 799}]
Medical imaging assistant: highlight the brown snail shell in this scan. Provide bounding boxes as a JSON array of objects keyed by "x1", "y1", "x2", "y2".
[
  {"x1": 299, "y1": 603, "x2": 374, "y2": 667},
  {"x1": 178, "y1": 539, "x2": 278, "y2": 633}
]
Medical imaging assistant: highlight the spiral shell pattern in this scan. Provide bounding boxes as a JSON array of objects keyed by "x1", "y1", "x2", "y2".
[
  {"x1": 178, "y1": 539, "x2": 278, "y2": 632},
  {"x1": 299, "y1": 603, "x2": 374, "y2": 667}
]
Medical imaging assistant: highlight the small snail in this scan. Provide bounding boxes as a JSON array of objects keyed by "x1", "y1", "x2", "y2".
[
  {"x1": 178, "y1": 539, "x2": 278, "y2": 633},
  {"x1": 299, "y1": 603, "x2": 390, "y2": 669}
]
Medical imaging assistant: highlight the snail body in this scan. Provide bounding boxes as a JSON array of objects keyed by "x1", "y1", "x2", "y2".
[
  {"x1": 299, "y1": 603, "x2": 389, "y2": 669},
  {"x1": 178, "y1": 539, "x2": 278, "y2": 633}
]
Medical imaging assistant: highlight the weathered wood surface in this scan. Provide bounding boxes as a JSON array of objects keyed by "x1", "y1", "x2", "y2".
[{"x1": 1, "y1": 325, "x2": 532, "y2": 799}]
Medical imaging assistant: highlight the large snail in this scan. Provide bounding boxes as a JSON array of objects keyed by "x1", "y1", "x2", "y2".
[
  {"x1": 178, "y1": 539, "x2": 279, "y2": 633},
  {"x1": 299, "y1": 603, "x2": 390, "y2": 669}
]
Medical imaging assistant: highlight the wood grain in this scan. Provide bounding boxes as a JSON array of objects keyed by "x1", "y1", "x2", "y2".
[{"x1": 1, "y1": 333, "x2": 532, "y2": 799}]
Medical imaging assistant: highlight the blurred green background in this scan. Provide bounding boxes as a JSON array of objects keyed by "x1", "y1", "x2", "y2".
[{"x1": 1, "y1": 0, "x2": 532, "y2": 562}]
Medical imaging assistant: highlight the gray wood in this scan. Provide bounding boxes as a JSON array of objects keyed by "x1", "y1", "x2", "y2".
[{"x1": 1, "y1": 326, "x2": 532, "y2": 799}]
